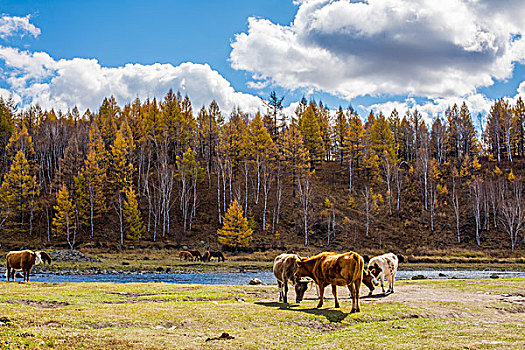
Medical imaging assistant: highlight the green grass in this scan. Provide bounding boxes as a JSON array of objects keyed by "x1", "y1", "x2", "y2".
[{"x1": 0, "y1": 279, "x2": 524, "y2": 349}]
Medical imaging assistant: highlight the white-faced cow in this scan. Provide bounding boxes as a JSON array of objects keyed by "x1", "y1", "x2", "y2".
[
  {"x1": 6, "y1": 250, "x2": 52, "y2": 282},
  {"x1": 295, "y1": 251, "x2": 371, "y2": 313},
  {"x1": 272, "y1": 253, "x2": 312, "y2": 304},
  {"x1": 365, "y1": 253, "x2": 405, "y2": 295}
]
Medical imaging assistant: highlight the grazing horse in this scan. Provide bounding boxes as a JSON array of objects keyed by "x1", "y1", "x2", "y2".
[
  {"x1": 6, "y1": 250, "x2": 52, "y2": 282},
  {"x1": 179, "y1": 251, "x2": 194, "y2": 261},
  {"x1": 187, "y1": 250, "x2": 203, "y2": 262},
  {"x1": 208, "y1": 251, "x2": 225, "y2": 262},
  {"x1": 202, "y1": 251, "x2": 211, "y2": 262}
]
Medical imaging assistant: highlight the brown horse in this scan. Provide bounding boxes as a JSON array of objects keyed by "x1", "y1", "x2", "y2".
[
  {"x1": 6, "y1": 250, "x2": 52, "y2": 282},
  {"x1": 179, "y1": 251, "x2": 194, "y2": 261},
  {"x1": 187, "y1": 250, "x2": 203, "y2": 262},
  {"x1": 202, "y1": 250, "x2": 211, "y2": 262}
]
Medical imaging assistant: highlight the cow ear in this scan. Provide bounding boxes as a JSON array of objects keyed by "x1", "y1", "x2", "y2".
[{"x1": 362, "y1": 254, "x2": 370, "y2": 264}]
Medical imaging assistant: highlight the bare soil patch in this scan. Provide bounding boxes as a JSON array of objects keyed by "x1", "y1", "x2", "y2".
[
  {"x1": 286, "y1": 319, "x2": 347, "y2": 332},
  {"x1": 6, "y1": 300, "x2": 70, "y2": 308}
]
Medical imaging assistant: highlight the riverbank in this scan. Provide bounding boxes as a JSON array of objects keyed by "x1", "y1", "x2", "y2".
[
  {"x1": 0, "y1": 278, "x2": 523, "y2": 349},
  {"x1": 2, "y1": 248, "x2": 524, "y2": 276}
]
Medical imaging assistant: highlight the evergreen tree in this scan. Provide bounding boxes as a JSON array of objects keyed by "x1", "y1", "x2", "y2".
[
  {"x1": 343, "y1": 112, "x2": 365, "y2": 192},
  {"x1": 0, "y1": 150, "x2": 39, "y2": 235},
  {"x1": 369, "y1": 112, "x2": 397, "y2": 162},
  {"x1": 317, "y1": 101, "x2": 332, "y2": 161},
  {"x1": 283, "y1": 123, "x2": 310, "y2": 198},
  {"x1": 53, "y1": 184, "x2": 76, "y2": 249},
  {"x1": 109, "y1": 128, "x2": 134, "y2": 245},
  {"x1": 298, "y1": 102, "x2": 325, "y2": 165},
  {"x1": 334, "y1": 106, "x2": 348, "y2": 165},
  {"x1": 513, "y1": 97, "x2": 525, "y2": 157},
  {"x1": 123, "y1": 185, "x2": 145, "y2": 245},
  {"x1": 96, "y1": 96, "x2": 120, "y2": 147},
  {"x1": 6, "y1": 124, "x2": 35, "y2": 168},
  {"x1": 0, "y1": 97, "x2": 14, "y2": 170},
  {"x1": 217, "y1": 199, "x2": 253, "y2": 250}
]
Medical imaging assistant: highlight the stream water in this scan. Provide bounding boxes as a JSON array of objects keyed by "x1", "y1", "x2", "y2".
[{"x1": 27, "y1": 269, "x2": 525, "y2": 285}]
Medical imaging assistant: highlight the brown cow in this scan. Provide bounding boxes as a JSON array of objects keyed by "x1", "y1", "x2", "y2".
[
  {"x1": 187, "y1": 250, "x2": 202, "y2": 262},
  {"x1": 179, "y1": 251, "x2": 194, "y2": 261},
  {"x1": 295, "y1": 251, "x2": 370, "y2": 313},
  {"x1": 273, "y1": 253, "x2": 312, "y2": 304},
  {"x1": 6, "y1": 250, "x2": 52, "y2": 282}
]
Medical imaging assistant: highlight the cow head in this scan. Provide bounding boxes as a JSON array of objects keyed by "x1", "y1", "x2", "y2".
[
  {"x1": 369, "y1": 263, "x2": 382, "y2": 278},
  {"x1": 294, "y1": 277, "x2": 313, "y2": 303},
  {"x1": 35, "y1": 251, "x2": 52, "y2": 265},
  {"x1": 294, "y1": 258, "x2": 311, "y2": 280},
  {"x1": 362, "y1": 269, "x2": 379, "y2": 293}
]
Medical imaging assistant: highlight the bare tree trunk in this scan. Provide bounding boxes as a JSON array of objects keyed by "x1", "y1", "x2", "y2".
[
  {"x1": 452, "y1": 175, "x2": 461, "y2": 244},
  {"x1": 500, "y1": 180, "x2": 524, "y2": 252}
]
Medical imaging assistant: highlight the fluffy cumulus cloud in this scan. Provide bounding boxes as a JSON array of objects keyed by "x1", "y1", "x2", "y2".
[
  {"x1": 0, "y1": 14, "x2": 40, "y2": 39},
  {"x1": 0, "y1": 46, "x2": 265, "y2": 113},
  {"x1": 231, "y1": 0, "x2": 525, "y2": 100},
  {"x1": 364, "y1": 94, "x2": 493, "y2": 127}
]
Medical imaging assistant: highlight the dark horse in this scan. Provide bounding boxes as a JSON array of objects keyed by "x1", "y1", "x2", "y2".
[{"x1": 208, "y1": 251, "x2": 225, "y2": 262}]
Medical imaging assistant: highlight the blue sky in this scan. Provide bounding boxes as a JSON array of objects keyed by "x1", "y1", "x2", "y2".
[{"x1": 2, "y1": 0, "x2": 525, "y2": 120}]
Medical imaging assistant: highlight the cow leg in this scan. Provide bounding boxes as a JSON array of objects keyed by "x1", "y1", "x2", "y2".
[
  {"x1": 10, "y1": 269, "x2": 15, "y2": 281},
  {"x1": 277, "y1": 281, "x2": 283, "y2": 302},
  {"x1": 317, "y1": 284, "x2": 325, "y2": 308},
  {"x1": 380, "y1": 275, "x2": 385, "y2": 294},
  {"x1": 348, "y1": 284, "x2": 356, "y2": 312},
  {"x1": 332, "y1": 285, "x2": 339, "y2": 308},
  {"x1": 283, "y1": 282, "x2": 289, "y2": 304},
  {"x1": 390, "y1": 273, "x2": 395, "y2": 293},
  {"x1": 354, "y1": 278, "x2": 361, "y2": 313},
  {"x1": 6, "y1": 267, "x2": 11, "y2": 281}
]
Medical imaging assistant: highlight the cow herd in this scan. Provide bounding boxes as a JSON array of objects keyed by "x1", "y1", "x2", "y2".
[
  {"x1": 4, "y1": 248, "x2": 402, "y2": 313},
  {"x1": 273, "y1": 251, "x2": 403, "y2": 313}
]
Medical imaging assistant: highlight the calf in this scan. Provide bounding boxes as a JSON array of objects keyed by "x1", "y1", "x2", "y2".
[
  {"x1": 273, "y1": 253, "x2": 312, "y2": 304},
  {"x1": 366, "y1": 253, "x2": 404, "y2": 295},
  {"x1": 295, "y1": 251, "x2": 371, "y2": 312},
  {"x1": 6, "y1": 250, "x2": 52, "y2": 282}
]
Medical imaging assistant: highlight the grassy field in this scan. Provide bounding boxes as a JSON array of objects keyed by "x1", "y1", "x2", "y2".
[{"x1": 0, "y1": 278, "x2": 523, "y2": 349}]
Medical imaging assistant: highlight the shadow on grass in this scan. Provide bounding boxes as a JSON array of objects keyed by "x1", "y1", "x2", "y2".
[
  {"x1": 360, "y1": 291, "x2": 393, "y2": 300},
  {"x1": 255, "y1": 301, "x2": 349, "y2": 323}
]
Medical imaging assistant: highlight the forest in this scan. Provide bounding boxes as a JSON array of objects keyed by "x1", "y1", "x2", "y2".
[{"x1": 0, "y1": 90, "x2": 523, "y2": 254}]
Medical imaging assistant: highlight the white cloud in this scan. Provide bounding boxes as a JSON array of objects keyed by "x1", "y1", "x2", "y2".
[
  {"x1": 0, "y1": 46, "x2": 265, "y2": 114},
  {"x1": 231, "y1": 0, "x2": 525, "y2": 100},
  {"x1": 364, "y1": 94, "x2": 493, "y2": 127},
  {"x1": 0, "y1": 15, "x2": 40, "y2": 39}
]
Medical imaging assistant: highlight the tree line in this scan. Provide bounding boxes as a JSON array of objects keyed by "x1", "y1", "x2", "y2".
[{"x1": 0, "y1": 91, "x2": 523, "y2": 252}]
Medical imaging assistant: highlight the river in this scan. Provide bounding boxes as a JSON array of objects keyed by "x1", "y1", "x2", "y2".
[{"x1": 27, "y1": 269, "x2": 525, "y2": 285}]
